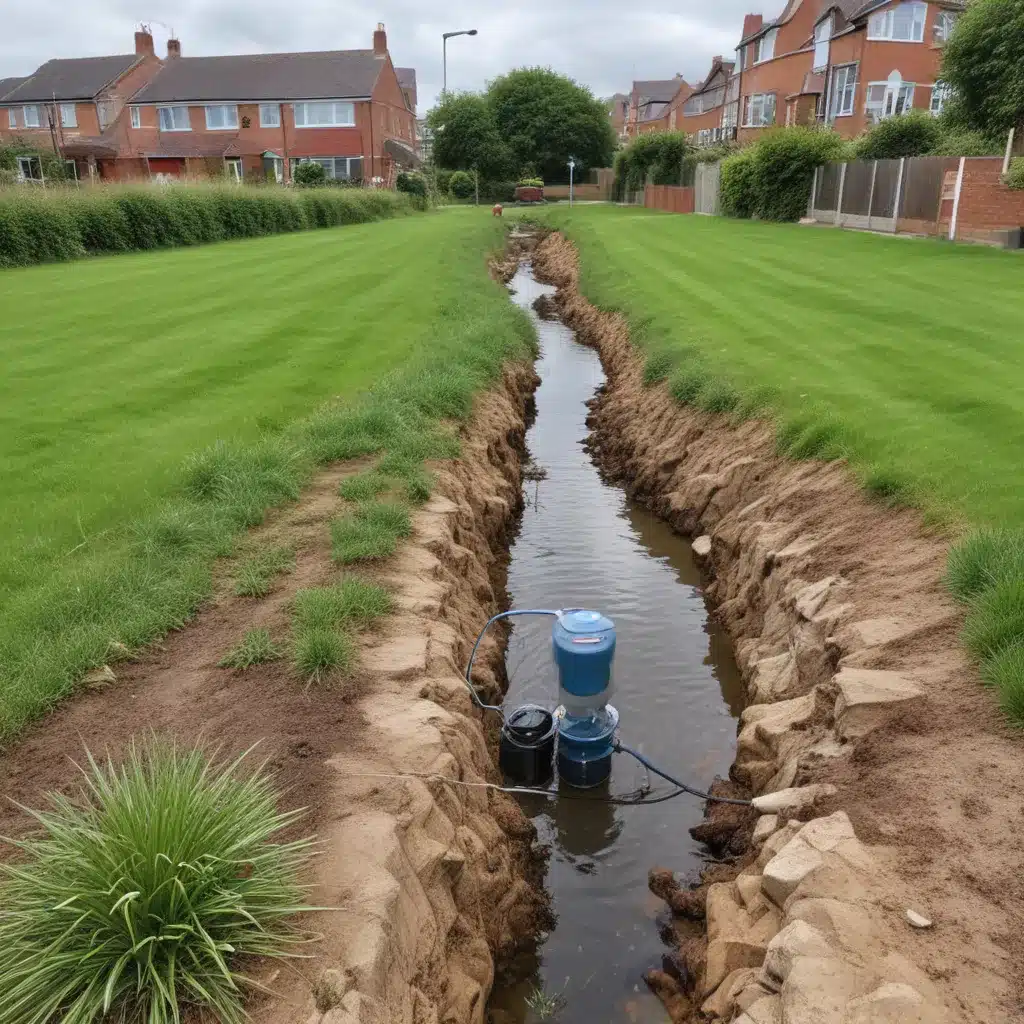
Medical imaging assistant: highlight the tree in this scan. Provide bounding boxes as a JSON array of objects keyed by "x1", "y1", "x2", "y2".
[
  {"x1": 293, "y1": 161, "x2": 327, "y2": 187},
  {"x1": 485, "y1": 68, "x2": 616, "y2": 181},
  {"x1": 941, "y1": 0, "x2": 1024, "y2": 137},
  {"x1": 426, "y1": 93, "x2": 512, "y2": 179}
]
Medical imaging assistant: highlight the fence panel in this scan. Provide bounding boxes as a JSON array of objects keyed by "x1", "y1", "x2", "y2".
[
  {"x1": 644, "y1": 185, "x2": 696, "y2": 214},
  {"x1": 840, "y1": 160, "x2": 874, "y2": 221},
  {"x1": 813, "y1": 163, "x2": 841, "y2": 215},
  {"x1": 899, "y1": 156, "x2": 952, "y2": 224},
  {"x1": 694, "y1": 161, "x2": 721, "y2": 215},
  {"x1": 870, "y1": 159, "x2": 901, "y2": 220}
]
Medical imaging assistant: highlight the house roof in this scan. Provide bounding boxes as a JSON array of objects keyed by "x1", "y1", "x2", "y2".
[
  {"x1": 395, "y1": 67, "x2": 416, "y2": 92},
  {"x1": 632, "y1": 79, "x2": 683, "y2": 103},
  {"x1": 846, "y1": 0, "x2": 964, "y2": 19},
  {"x1": 1, "y1": 55, "x2": 140, "y2": 103},
  {"x1": 638, "y1": 100, "x2": 670, "y2": 122},
  {"x1": 787, "y1": 71, "x2": 826, "y2": 97},
  {"x1": 690, "y1": 58, "x2": 735, "y2": 95},
  {"x1": 131, "y1": 50, "x2": 384, "y2": 104},
  {"x1": 0, "y1": 76, "x2": 26, "y2": 101}
]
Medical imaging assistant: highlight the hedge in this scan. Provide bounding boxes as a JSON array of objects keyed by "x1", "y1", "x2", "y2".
[{"x1": 0, "y1": 185, "x2": 414, "y2": 269}]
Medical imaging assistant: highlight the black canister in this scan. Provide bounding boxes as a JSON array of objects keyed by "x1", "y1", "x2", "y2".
[{"x1": 499, "y1": 704, "x2": 556, "y2": 787}]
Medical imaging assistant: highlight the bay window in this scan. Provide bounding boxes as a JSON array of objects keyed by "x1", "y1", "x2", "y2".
[
  {"x1": 293, "y1": 101, "x2": 355, "y2": 128},
  {"x1": 205, "y1": 104, "x2": 238, "y2": 130},
  {"x1": 865, "y1": 77, "x2": 915, "y2": 121},
  {"x1": 292, "y1": 156, "x2": 363, "y2": 180},
  {"x1": 868, "y1": 2, "x2": 927, "y2": 41}
]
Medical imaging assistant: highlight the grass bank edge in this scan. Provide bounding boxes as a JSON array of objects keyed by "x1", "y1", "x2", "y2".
[
  {"x1": 0, "y1": 223, "x2": 537, "y2": 741},
  {"x1": 540, "y1": 212, "x2": 1024, "y2": 727}
]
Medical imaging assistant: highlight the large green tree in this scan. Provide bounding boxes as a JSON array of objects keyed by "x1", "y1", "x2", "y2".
[
  {"x1": 485, "y1": 68, "x2": 616, "y2": 181},
  {"x1": 426, "y1": 93, "x2": 513, "y2": 179},
  {"x1": 941, "y1": 0, "x2": 1024, "y2": 137}
]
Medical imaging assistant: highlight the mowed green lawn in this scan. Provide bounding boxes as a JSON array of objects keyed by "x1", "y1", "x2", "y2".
[{"x1": 544, "y1": 205, "x2": 1024, "y2": 527}]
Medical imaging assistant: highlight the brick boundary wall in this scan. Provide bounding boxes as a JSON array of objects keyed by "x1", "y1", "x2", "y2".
[
  {"x1": 644, "y1": 184, "x2": 695, "y2": 214},
  {"x1": 948, "y1": 157, "x2": 1024, "y2": 245}
]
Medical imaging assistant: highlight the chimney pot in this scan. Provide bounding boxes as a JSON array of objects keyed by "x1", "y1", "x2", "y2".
[
  {"x1": 373, "y1": 23, "x2": 387, "y2": 56},
  {"x1": 167, "y1": 38, "x2": 181, "y2": 59},
  {"x1": 135, "y1": 28, "x2": 155, "y2": 56}
]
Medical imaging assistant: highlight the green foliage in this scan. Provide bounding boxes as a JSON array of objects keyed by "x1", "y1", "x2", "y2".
[
  {"x1": 856, "y1": 109, "x2": 944, "y2": 159},
  {"x1": 963, "y1": 577, "x2": 1024, "y2": 662},
  {"x1": 518, "y1": 176, "x2": 544, "y2": 187},
  {"x1": 293, "y1": 161, "x2": 328, "y2": 187},
  {"x1": 292, "y1": 626, "x2": 353, "y2": 680},
  {"x1": 980, "y1": 642, "x2": 1024, "y2": 724},
  {"x1": 928, "y1": 128, "x2": 1001, "y2": 156},
  {"x1": 614, "y1": 131, "x2": 693, "y2": 192},
  {"x1": 941, "y1": 0, "x2": 1024, "y2": 137},
  {"x1": 0, "y1": 740, "x2": 313, "y2": 1023},
  {"x1": 219, "y1": 627, "x2": 282, "y2": 668},
  {"x1": 449, "y1": 170, "x2": 476, "y2": 198},
  {"x1": 339, "y1": 470, "x2": 392, "y2": 501},
  {"x1": 0, "y1": 184, "x2": 412, "y2": 268},
  {"x1": 1005, "y1": 157, "x2": 1024, "y2": 189},
  {"x1": 234, "y1": 545, "x2": 294, "y2": 597},
  {"x1": 396, "y1": 171, "x2": 428, "y2": 197},
  {"x1": 331, "y1": 500, "x2": 412, "y2": 563},
  {"x1": 719, "y1": 149, "x2": 758, "y2": 218},
  {"x1": 428, "y1": 92, "x2": 513, "y2": 179},
  {"x1": 947, "y1": 529, "x2": 1024, "y2": 601}
]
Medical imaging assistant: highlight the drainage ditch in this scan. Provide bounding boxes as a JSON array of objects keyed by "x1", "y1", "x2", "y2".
[{"x1": 486, "y1": 257, "x2": 744, "y2": 1023}]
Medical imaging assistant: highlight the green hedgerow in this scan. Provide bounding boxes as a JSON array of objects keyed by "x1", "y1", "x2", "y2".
[
  {"x1": 0, "y1": 740, "x2": 313, "y2": 1024},
  {"x1": 1004, "y1": 157, "x2": 1024, "y2": 191},
  {"x1": 219, "y1": 627, "x2": 282, "y2": 668}
]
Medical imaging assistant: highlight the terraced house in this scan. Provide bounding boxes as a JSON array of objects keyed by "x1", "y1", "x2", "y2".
[{"x1": 0, "y1": 24, "x2": 418, "y2": 185}]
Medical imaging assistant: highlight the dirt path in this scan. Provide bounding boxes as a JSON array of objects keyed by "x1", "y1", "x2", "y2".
[
  {"x1": 533, "y1": 231, "x2": 1024, "y2": 1024},
  {"x1": 0, "y1": 363, "x2": 545, "y2": 1024}
]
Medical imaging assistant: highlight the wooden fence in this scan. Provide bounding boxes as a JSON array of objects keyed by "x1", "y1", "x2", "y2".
[{"x1": 643, "y1": 185, "x2": 695, "y2": 214}]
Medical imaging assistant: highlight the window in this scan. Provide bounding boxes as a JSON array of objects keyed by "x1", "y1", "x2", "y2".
[
  {"x1": 755, "y1": 28, "x2": 778, "y2": 63},
  {"x1": 225, "y1": 157, "x2": 243, "y2": 181},
  {"x1": 6, "y1": 108, "x2": 15, "y2": 129},
  {"x1": 742, "y1": 92, "x2": 777, "y2": 126},
  {"x1": 64, "y1": 159, "x2": 78, "y2": 180},
  {"x1": 130, "y1": 106, "x2": 141, "y2": 129},
  {"x1": 293, "y1": 101, "x2": 355, "y2": 127},
  {"x1": 292, "y1": 156, "x2": 363, "y2": 180},
  {"x1": 934, "y1": 10, "x2": 959, "y2": 42},
  {"x1": 722, "y1": 101, "x2": 739, "y2": 128},
  {"x1": 865, "y1": 77, "x2": 915, "y2": 121},
  {"x1": 16, "y1": 155, "x2": 42, "y2": 182},
  {"x1": 59, "y1": 102, "x2": 77, "y2": 128},
  {"x1": 158, "y1": 106, "x2": 190, "y2": 131},
  {"x1": 813, "y1": 16, "x2": 832, "y2": 71},
  {"x1": 930, "y1": 81, "x2": 952, "y2": 115},
  {"x1": 259, "y1": 103, "x2": 280, "y2": 127},
  {"x1": 828, "y1": 63, "x2": 858, "y2": 119},
  {"x1": 23, "y1": 105, "x2": 41, "y2": 128},
  {"x1": 205, "y1": 105, "x2": 238, "y2": 130},
  {"x1": 868, "y1": 2, "x2": 927, "y2": 41}
]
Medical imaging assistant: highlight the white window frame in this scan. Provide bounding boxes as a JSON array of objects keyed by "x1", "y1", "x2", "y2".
[
  {"x1": 930, "y1": 81, "x2": 952, "y2": 115},
  {"x1": 130, "y1": 106, "x2": 141, "y2": 129},
  {"x1": 292, "y1": 155, "x2": 364, "y2": 180},
  {"x1": 828, "y1": 63, "x2": 858, "y2": 119},
  {"x1": 22, "y1": 105, "x2": 41, "y2": 128},
  {"x1": 158, "y1": 105, "x2": 191, "y2": 132},
  {"x1": 813, "y1": 16, "x2": 832, "y2": 71},
  {"x1": 868, "y1": 2, "x2": 927, "y2": 42},
  {"x1": 6, "y1": 108, "x2": 15, "y2": 129},
  {"x1": 58, "y1": 102, "x2": 77, "y2": 128},
  {"x1": 293, "y1": 100, "x2": 355, "y2": 128},
  {"x1": 16, "y1": 155, "x2": 43, "y2": 182},
  {"x1": 204, "y1": 104, "x2": 239, "y2": 131},
  {"x1": 755, "y1": 28, "x2": 778, "y2": 63},
  {"x1": 721, "y1": 100, "x2": 739, "y2": 129},
  {"x1": 259, "y1": 103, "x2": 280, "y2": 128},
  {"x1": 865, "y1": 76, "x2": 916, "y2": 122},
  {"x1": 742, "y1": 92, "x2": 777, "y2": 127},
  {"x1": 225, "y1": 157, "x2": 243, "y2": 182},
  {"x1": 934, "y1": 9, "x2": 958, "y2": 42}
]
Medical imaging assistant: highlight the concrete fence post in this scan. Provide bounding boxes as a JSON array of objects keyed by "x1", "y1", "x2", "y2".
[
  {"x1": 809, "y1": 166, "x2": 818, "y2": 218},
  {"x1": 1003, "y1": 128, "x2": 1015, "y2": 175},
  {"x1": 892, "y1": 157, "x2": 906, "y2": 228},
  {"x1": 835, "y1": 163, "x2": 847, "y2": 226},
  {"x1": 867, "y1": 160, "x2": 878, "y2": 227},
  {"x1": 949, "y1": 156, "x2": 966, "y2": 241}
]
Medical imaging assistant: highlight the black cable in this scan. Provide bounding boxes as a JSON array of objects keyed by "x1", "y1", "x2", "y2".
[{"x1": 613, "y1": 742, "x2": 752, "y2": 806}]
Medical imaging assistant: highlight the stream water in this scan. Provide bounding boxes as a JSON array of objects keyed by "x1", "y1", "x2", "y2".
[{"x1": 487, "y1": 260, "x2": 744, "y2": 1024}]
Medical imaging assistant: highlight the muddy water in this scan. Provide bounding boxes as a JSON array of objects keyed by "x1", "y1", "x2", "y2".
[{"x1": 488, "y1": 261, "x2": 744, "y2": 1024}]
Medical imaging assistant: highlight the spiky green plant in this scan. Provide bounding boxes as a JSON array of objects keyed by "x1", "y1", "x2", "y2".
[
  {"x1": 0, "y1": 740, "x2": 314, "y2": 1024},
  {"x1": 219, "y1": 627, "x2": 282, "y2": 668}
]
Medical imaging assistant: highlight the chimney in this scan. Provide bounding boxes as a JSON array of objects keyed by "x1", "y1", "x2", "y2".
[
  {"x1": 167, "y1": 38, "x2": 182, "y2": 59},
  {"x1": 373, "y1": 23, "x2": 387, "y2": 57},
  {"x1": 742, "y1": 14, "x2": 763, "y2": 38},
  {"x1": 135, "y1": 26, "x2": 155, "y2": 57}
]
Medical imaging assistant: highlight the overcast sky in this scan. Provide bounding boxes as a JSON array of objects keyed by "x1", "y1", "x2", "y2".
[{"x1": 0, "y1": 0, "x2": 753, "y2": 111}]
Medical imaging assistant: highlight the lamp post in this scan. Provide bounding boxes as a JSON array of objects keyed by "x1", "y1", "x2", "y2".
[
  {"x1": 442, "y1": 29, "x2": 478, "y2": 95},
  {"x1": 568, "y1": 156, "x2": 576, "y2": 208}
]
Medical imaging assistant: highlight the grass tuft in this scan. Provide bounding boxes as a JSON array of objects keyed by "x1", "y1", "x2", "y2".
[
  {"x1": 219, "y1": 628, "x2": 282, "y2": 668},
  {"x1": 697, "y1": 379, "x2": 741, "y2": 414},
  {"x1": 962, "y1": 577, "x2": 1024, "y2": 663},
  {"x1": 667, "y1": 364, "x2": 711, "y2": 405},
  {"x1": 862, "y1": 466, "x2": 915, "y2": 508},
  {"x1": 292, "y1": 627, "x2": 353, "y2": 682},
  {"x1": 947, "y1": 529, "x2": 1024, "y2": 602},
  {"x1": 339, "y1": 471, "x2": 392, "y2": 502},
  {"x1": 642, "y1": 350, "x2": 674, "y2": 387},
  {"x1": 0, "y1": 739, "x2": 313, "y2": 1023},
  {"x1": 234, "y1": 545, "x2": 295, "y2": 598},
  {"x1": 981, "y1": 642, "x2": 1024, "y2": 725},
  {"x1": 331, "y1": 501, "x2": 412, "y2": 564}
]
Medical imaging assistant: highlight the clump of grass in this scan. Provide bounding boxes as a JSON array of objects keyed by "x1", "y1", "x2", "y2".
[
  {"x1": 667, "y1": 364, "x2": 711, "y2": 405},
  {"x1": 0, "y1": 739, "x2": 313, "y2": 1023},
  {"x1": 947, "y1": 528, "x2": 1024, "y2": 602},
  {"x1": 402, "y1": 467, "x2": 434, "y2": 504},
  {"x1": 963, "y1": 577, "x2": 1024, "y2": 663},
  {"x1": 525, "y1": 984, "x2": 567, "y2": 1020},
  {"x1": 292, "y1": 627, "x2": 354, "y2": 682},
  {"x1": 331, "y1": 501, "x2": 412, "y2": 563},
  {"x1": 981, "y1": 642, "x2": 1024, "y2": 724},
  {"x1": 219, "y1": 628, "x2": 281, "y2": 668},
  {"x1": 234, "y1": 545, "x2": 294, "y2": 597},
  {"x1": 862, "y1": 466, "x2": 915, "y2": 508},
  {"x1": 642, "y1": 350, "x2": 674, "y2": 387},
  {"x1": 339, "y1": 470, "x2": 392, "y2": 502},
  {"x1": 775, "y1": 413, "x2": 853, "y2": 461},
  {"x1": 696, "y1": 379, "x2": 741, "y2": 415}
]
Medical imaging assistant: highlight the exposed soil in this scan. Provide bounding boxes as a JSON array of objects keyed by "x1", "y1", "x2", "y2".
[
  {"x1": 0, "y1": 361, "x2": 548, "y2": 1024},
  {"x1": 532, "y1": 230, "x2": 1024, "y2": 1024}
]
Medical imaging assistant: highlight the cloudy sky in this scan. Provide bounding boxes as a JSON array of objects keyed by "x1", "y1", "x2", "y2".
[{"x1": 0, "y1": 0, "x2": 756, "y2": 110}]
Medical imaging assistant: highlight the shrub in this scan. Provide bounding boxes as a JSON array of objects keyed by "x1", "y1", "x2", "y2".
[
  {"x1": 980, "y1": 642, "x2": 1024, "y2": 725},
  {"x1": 719, "y1": 149, "x2": 758, "y2": 218},
  {"x1": 614, "y1": 131, "x2": 693, "y2": 192},
  {"x1": 293, "y1": 161, "x2": 328, "y2": 187},
  {"x1": 0, "y1": 740, "x2": 313, "y2": 1023},
  {"x1": 929, "y1": 129, "x2": 1001, "y2": 157},
  {"x1": 750, "y1": 127, "x2": 844, "y2": 221},
  {"x1": 449, "y1": 170, "x2": 476, "y2": 198},
  {"x1": 396, "y1": 171, "x2": 427, "y2": 197},
  {"x1": 1004, "y1": 157, "x2": 1024, "y2": 190},
  {"x1": 856, "y1": 110, "x2": 943, "y2": 159}
]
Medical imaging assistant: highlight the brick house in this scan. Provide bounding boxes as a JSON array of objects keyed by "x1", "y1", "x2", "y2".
[
  {"x1": 627, "y1": 78, "x2": 688, "y2": 136},
  {"x1": 0, "y1": 29, "x2": 163, "y2": 181},
  {"x1": 676, "y1": 57, "x2": 738, "y2": 144},
  {"x1": 122, "y1": 24, "x2": 417, "y2": 185}
]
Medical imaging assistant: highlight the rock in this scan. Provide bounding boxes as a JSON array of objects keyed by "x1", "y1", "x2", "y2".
[
  {"x1": 787, "y1": 897, "x2": 878, "y2": 956},
  {"x1": 692, "y1": 534, "x2": 712, "y2": 557},
  {"x1": 734, "y1": 994, "x2": 783, "y2": 1024},
  {"x1": 833, "y1": 668, "x2": 924, "y2": 740},
  {"x1": 792, "y1": 577, "x2": 841, "y2": 620},
  {"x1": 701, "y1": 967, "x2": 760, "y2": 1020},
  {"x1": 780, "y1": 955, "x2": 867, "y2": 1022},
  {"x1": 751, "y1": 784, "x2": 837, "y2": 815},
  {"x1": 761, "y1": 839, "x2": 824, "y2": 909},
  {"x1": 312, "y1": 968, "x2": 349, "y2": 1012},
  {"x1": 649, "y1": 866, "x2": 680, "y2": 904},
  {"x1": 644, "y1": 968, "x2": 692, "y2": 1022},
  {"x1": 735, "y1": 978, "x2": 778, "y2": 1014},
  {"x1": 703, "y1": 884, "x2": 782, "y2": 996},
  {"x1": 752, "y1": 814, "x2": 778, "y2": 846},
  {"x1": 749, "y1": 651, "x2": 800, "y2": 703},
  {"x1": 756, "y1": 820, "x2": 803, "y2": 870},
  {"x1": 736, "y1": 871, "x2": 764, "y2": 911},
  {"x1": 796, "y1": 812, "x2": 855, "y2": 853},
  {"x1": 760, "y1": 920, "x2": 833, "y2": 991},
  {"x1": 906, "y1": 909, "x2": 933, "y2": 929},
  {"x1": 845, "y1": 983, "x2": 930, "y2": 1023},
  {"x1": 83, "y1": 664, "x2": 116, "y2": 689}
]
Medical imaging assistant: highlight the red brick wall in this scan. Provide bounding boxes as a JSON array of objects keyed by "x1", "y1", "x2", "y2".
[
  {"x1": 950, "y1": 157, "x2": 1024, "y2": 242},
  {"x1": 644, "y1": 184, "x2": 695, "y2": 213}
]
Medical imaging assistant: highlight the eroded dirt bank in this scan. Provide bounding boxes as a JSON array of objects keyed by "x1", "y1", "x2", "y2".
[
  {"x1": 0, "y1": 362, "x2": 545, "y2": 1024},
  {"x1": 532, "y1": 231, "x2": 1024, "y2": 1024}
]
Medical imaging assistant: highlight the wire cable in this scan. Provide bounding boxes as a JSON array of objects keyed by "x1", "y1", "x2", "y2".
[{"x1": 614, "y1": 742, "x2": 752, "y2": 806}]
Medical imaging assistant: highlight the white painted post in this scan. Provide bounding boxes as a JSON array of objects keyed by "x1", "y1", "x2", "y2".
[
  {"x1": 834, "y1": 162, "x2": 847, "y2": 226},
  {"x1": 867, "y1": 160, "x2": 878, "y2": 228},
  {"x1": 1003, "y1": 128, "x2": 1015, "y2": 175},
  {"x1": 949, "y1": 155, "x2": 966, "y2": 241},
  {"x1": 809, "y1": 166, "x2": 818, "y2": 219},
  {"x1": 892, "y1": 157, "x2": 906, "y2": 228}
]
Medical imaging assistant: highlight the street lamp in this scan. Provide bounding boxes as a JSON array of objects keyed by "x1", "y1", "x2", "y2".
[{"x1": 442, "y1": 29, "x2": 478, "y2": 95}]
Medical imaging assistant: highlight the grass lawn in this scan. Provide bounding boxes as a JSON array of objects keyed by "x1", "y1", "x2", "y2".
[
  {"x1": 540, "y1": 205, "x2": 1024, "y2": 528},
  {"x1": 0, "y1": 209, "x2": 533, "y2": 738}
]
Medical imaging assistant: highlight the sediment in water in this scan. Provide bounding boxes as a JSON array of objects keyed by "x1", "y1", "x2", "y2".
[{"x1": 531, "y1": 230, "x2": 1024, "y2": 1024}]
